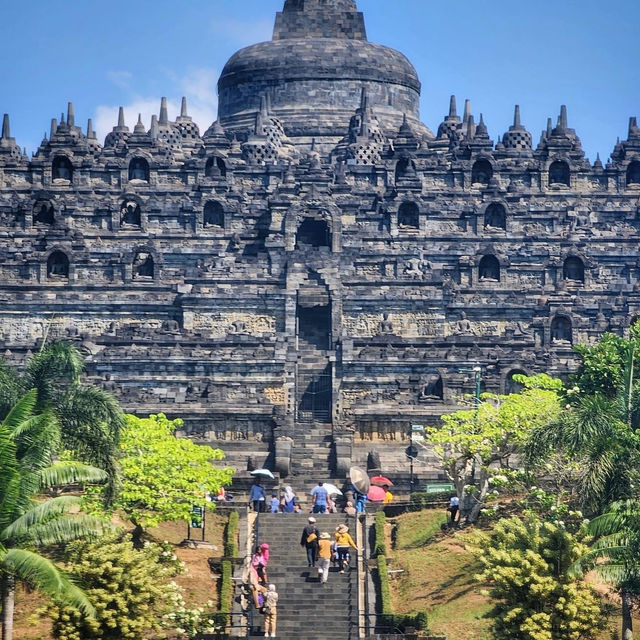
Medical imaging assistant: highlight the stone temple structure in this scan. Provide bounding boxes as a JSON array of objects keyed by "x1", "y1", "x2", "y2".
[{"x1": 1, "y1": 0, "x2": 640, "y2": 478}]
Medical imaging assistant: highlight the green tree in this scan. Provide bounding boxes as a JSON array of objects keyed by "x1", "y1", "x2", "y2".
[
  {"x1": 0, "y1": 390, "x2": 110, "y2": 640},
  {"x1": 427, "y1": 374, "x2": 562, "y2": 522},
  {"x1": 570, "y1": 500, "x2": 640, "y2": 640},
  {"x1": 90, "y1": 413, "x2": 233, "y2": 541},
  {"x1": 0, "y1": 342, "x2": 124, "y2": 504},
  {"x1": 570, "y1": 330, "x2": 640, "y2": 399},
  {"x1": 475, "y1": 514, "x2": 606, "y2": 640},
  {"x1": 47, "y1": 533, "x2": 176, "y2": 640},
  {"x1": 526, "y1": 341, "x2": 640, "y2": 515}
]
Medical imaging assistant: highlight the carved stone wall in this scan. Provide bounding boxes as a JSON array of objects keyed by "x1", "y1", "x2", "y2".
[{"x1": 1, "y1": 0, "x2": 640, "y2": 457}]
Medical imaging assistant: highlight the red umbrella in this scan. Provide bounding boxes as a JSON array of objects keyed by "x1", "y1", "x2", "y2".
[
  {"x1": 367, "y1": 485, "x2": 387, "y2": 502},
  {"x1": 370, "y1": 475, "x2": 393, "y2": 487}
]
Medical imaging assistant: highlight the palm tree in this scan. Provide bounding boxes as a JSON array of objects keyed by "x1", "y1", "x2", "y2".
[
  {"x1": 525, "y1": 343, "x2": 640, "y2": 515},
  {"x1": 0, "y1": 390, "x2": 111, "y2": 640},
  {"x1": 0, "y1": 341, "x2": 123, "y2": 503},
  {"x1": 569, "y1": 500, "x2": 640, "y2": 640}
]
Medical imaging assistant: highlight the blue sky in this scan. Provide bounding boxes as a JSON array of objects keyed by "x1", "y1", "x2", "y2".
[{"x1": 1, "y1": 0, "x2": 638, "y2": 161}]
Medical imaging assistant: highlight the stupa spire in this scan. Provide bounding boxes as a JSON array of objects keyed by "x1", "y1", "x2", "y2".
[
  {"x1": 274, "y1": 0, "x2": 366, "y2": 41},
  {"x1": 181, "y1": 97, "x2": 188, "y2": 118},
  {"x1": 1, "y1": 114, "x2": 10, "y2": 140},
  {"x1": 449, "y1": 95, "x2": 457, "y2": 118},
  {"x1": 463, "y1": 99, "x2": 472, "y2": 124},
  {"x1": 159, "y1": 97, "x2": 169, "y2": 125},
  {"x1": 513, "y1": 105, "x2": 521, "y2": 128},
  {"x1": 118, "y1": 107, "x2": 125, "y2": 128},
  {"x1": 67, "y1": 102, "x2": 75, "y2": 127}
]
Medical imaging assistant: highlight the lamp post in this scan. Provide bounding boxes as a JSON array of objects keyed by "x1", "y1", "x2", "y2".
[{"x1": 405, "y1": 444, "x2": 418, "y2": 494}]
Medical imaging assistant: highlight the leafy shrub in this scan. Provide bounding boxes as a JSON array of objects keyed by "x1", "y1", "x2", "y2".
[
  {"x1": 224, "y1": 510, "x2": 239, "y2": 557},
  {"x1": 219, "y1": 560, "x2": 233, "y2": 615},
  {"x1": 48, "y1": 533, "x2": 177, "y2": 640},
  {"x1": 373, "y1": 510, "x2": 387, "y2": 557},
  {"x1": 376, "y1": 554, "x2": 392, "y2": 615}
]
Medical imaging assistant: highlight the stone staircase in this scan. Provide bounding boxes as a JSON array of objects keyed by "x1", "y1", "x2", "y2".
[{"x1": 254, "y1": 513, "x2": 359, "y2": 639}]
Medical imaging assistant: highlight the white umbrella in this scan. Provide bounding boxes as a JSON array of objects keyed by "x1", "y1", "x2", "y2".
[
  {"x1": 250, "y1": 469, "x2": 275, "y2": 480},
  {"x1": 309, "y1": 483, "x2": 343, "y2": 496}
]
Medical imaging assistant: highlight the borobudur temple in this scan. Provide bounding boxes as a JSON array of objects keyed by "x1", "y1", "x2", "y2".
[{"x1": 1, "y1": 0, "x2": 640, "y2": 478}]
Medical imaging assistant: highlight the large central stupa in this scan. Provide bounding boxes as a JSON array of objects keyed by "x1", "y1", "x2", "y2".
[{"x1": 217, "y1": 0, "x2": 432, "y2": 150}]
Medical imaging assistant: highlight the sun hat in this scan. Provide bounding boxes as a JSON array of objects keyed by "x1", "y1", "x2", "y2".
[
  {"x1": 308, "y1": 517, "x2": 317, "y2": 523},
  {"x1": 319, "y1": 531, "x2": 331, "y2": 540},
  {"x1": 336, "y1": 524, "x2": 349, "y2": 533},
  {"x1": 260, "y1": 543, "x2": 269, "y2": 550}
]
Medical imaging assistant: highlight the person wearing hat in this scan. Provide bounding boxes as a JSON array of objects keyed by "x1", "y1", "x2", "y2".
[
  {"x1": 334, "y1": 524, "x2": 359, "y2": 573},
  {"x1": 263, "y1": 583, "x2": 279, "y2": 637},
  {"x1": 316, "y1": 532, "x2": 333, "y2": 584},
  {"x1": 300, "y1": 517, "x2": 320, "y2": 567}
]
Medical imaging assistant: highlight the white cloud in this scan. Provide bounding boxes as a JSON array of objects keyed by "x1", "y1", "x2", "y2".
[
  {"x1": 107, "y1": 71, "x2": 133, "y2": 90},
  {"x1": 93, "y1": 68, "x2": 218, "y2": 144}
]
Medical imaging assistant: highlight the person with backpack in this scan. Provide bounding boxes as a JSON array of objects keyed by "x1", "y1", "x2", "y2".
[
  {"x1": 334, "y1": 524, "x2": 359, "y2": 573},
  {"x1": 300, "y1": 517, "x2": 319, "y2": 567}
]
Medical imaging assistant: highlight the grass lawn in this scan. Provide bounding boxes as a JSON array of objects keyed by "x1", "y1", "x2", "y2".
[
  {"x1": 12, "y1": 513, "x2": 227, "y2": 640},
  {"x1": 386, "y1": 509, "x2": 636, "y2": 640}
]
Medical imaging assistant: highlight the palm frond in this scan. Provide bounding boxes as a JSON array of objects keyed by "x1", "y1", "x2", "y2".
[
  {"x1": 0, "y1": 360, "x2": 26, "y2": 421},
  {"x1": 2, "y1": 548, "x2": 95, "y2": 617},
  {"x1": 0, "y1": 496, "x2": 83, "y2": 542},
  {"x1": 24, "y1": 342, "x2": 85, "y2": 408},
  {"x1": 10, "y1": 515, "x2": 113, "y2": 547},
  {"x1": 39, "y1": 462, "x2": 108, "y2": 489},
  {"x1": 2, "y1": 389, "x2": 37, "y2": 431}
]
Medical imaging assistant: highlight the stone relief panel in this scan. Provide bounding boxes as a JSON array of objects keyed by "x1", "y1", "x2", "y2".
[
  {"x1": 343, "y1": 312, "x2": 445, "y2": 338},
  {"x1": 190, "y1": 312, "x2": 276, "y2": 338}
]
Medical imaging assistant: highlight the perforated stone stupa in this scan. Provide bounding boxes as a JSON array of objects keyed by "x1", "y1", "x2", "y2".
[{"x1": 1, "y1": 0, "x2": 639, "y2": 478}]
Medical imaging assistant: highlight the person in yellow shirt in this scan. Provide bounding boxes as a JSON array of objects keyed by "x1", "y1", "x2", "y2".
[
  {"x1": 317, "y1": 532, "x2": 333, "y2": 584},
  {"x1": 383, "y1": 484, "x2": 393, "y2": 504},
  {"x1": 334, "y1": 524, "x2": 359, "y2": 573}
]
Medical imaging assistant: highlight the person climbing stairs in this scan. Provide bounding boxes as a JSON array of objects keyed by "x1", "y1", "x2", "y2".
[{"x1": 252, "y1": 513, "x2": 360, "y2": 639}]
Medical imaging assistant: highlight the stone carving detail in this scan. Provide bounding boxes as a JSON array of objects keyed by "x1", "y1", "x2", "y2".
[
  {"x1": 264, "y1": 386, "x2": 286, "y2": 405},
  {"x1": 345, "y1": 313, "x2": 443, "y2": 338},
  {"x1": 191, "y1": 313, "x2": 276, "y2": 338}
]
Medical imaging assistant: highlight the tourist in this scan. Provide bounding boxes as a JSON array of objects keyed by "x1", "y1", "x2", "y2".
[
  {"x1": 263, "y1": 583, "x2": 279, "y2": 637},
  {"x1": 317, "y1": 532, "x2": 332, "y2": 584},
  {"x1": 334, "y1": 524, "x2": 359, "y2": 573},
  {"x1": 311, "y1": 481, "x2": 329, "y2": 514},
  {"x1": 353, "y1": 488, "x2": 367, "y2": 514},
  {"x1": 269, "y1": 493, "x2": 280, "y2": 513},
  {"x1": 327, "y1": 493, "x2": 337, "y2": 514},
  {"x1": 343, "y1": 501, "x2": 356, "y2": 516},
  {"x1": 448, "y1": 495, "x2": 459, "y2": 524},
  {"x1": 300, "y1": 517, "x2": 319, "y2": 567},
  {"x1": 383, "y1": 485, "x2": 394, "y2": 504},
  {"x1": 249, "y1": 479, "x2": 266, "y2": 512},
  {"x1": 280, "y1": 485, "x2": 297, "y2": 513},
  {"x1": 252, "y1": 543, "x2": 270, "y2": 585}
]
